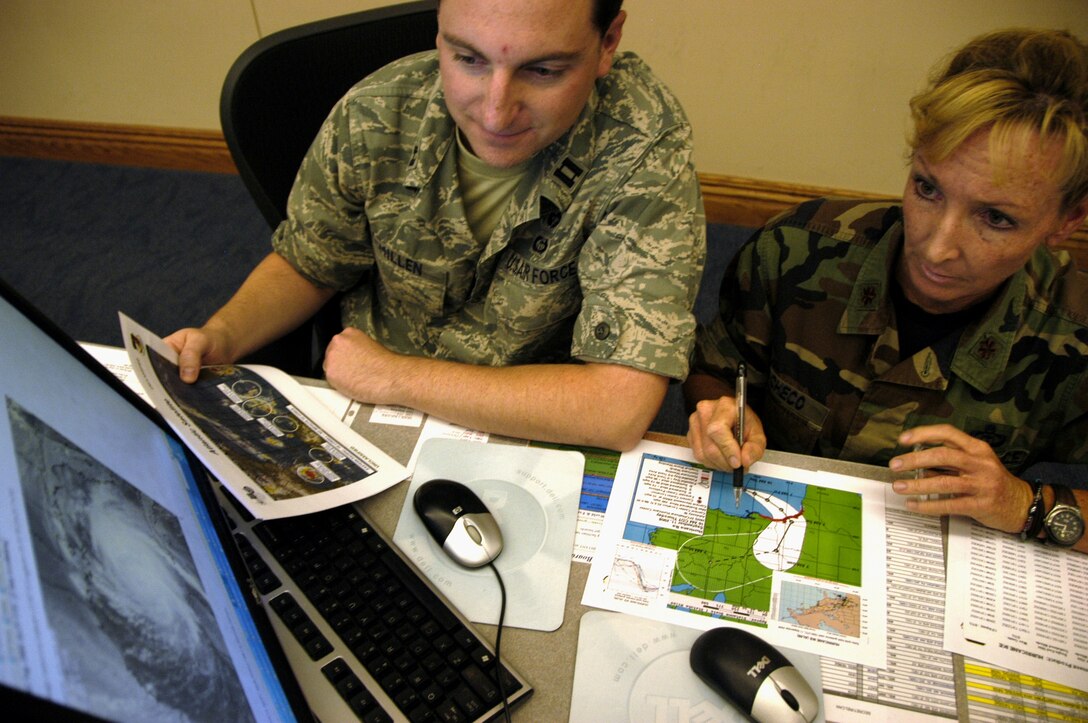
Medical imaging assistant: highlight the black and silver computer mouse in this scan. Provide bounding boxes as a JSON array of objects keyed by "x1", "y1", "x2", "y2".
[
  {"x1": 413, "y1": 478, "x2": 504, "y2": 568},
  {"x1": 690, "y1": 627, "x2": 819, "y2": 723}
]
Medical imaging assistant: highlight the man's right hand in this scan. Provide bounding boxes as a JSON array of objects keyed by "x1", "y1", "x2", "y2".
[
  {"x1": 162, "y1": 251, "x2": 337, "y2": 383},
  {"x1": 164, "y1": 325, "x2": 236, "y2": 383},
  {"x1": 687, "y1": 395, "x2": 767, "y2": 472}
]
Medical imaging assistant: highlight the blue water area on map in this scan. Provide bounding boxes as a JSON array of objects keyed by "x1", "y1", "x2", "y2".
[
  {"x1": 710, "y1": 472, "x2": 810, "y2": 519},
  {"x1": 622, "y1": 469, "x2": 811, "y2": 545},
  {"x1": 624, "y1": 520, "x2": 656, "y2": 543},
  {"x1": 669, "y1": 582, "x2": 729, "y2": 603},
  {"x1": 579, "y1": 473, "x2": 613, "y2": 513}
]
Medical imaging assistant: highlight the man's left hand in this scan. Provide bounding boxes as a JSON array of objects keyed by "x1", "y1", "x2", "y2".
[
  {"x1": 322, "y1": 327, "x2": 404, "y2": 404},
  {"x1": 889, "y1": 423, "x2": 1034, "y2": 534}
]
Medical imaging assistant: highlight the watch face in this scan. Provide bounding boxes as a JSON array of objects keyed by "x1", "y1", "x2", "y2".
[{"x1": 1046, "y1": 507, "x2": 1085, "y2": 546}]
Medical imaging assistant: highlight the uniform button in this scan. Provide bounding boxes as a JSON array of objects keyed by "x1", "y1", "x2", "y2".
[{"x1": 594, "y1": 322, "x2": 610, "y2": 340}]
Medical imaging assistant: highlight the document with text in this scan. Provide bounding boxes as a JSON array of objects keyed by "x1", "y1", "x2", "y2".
[{"x1": 943, "y1": 516, "x2": 1088, "y2": 692}]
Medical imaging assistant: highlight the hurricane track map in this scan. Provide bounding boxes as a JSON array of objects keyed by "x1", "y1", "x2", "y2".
[{"x1": 583, "y1": 439, "x2": 888, "y2": 667}]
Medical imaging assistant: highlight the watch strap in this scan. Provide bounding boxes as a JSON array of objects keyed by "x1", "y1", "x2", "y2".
[
  {"x1": 1019, "y1": 480, "x2": 1045, "y2": 541},
  {"x1": 1052, "y1": 483, "x2": 1078, "y2": 510}
]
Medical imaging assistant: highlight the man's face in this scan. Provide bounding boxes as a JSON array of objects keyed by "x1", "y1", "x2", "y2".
[
  {"x1": 898, "y1": 127, "x2": 1087, "y2": 314},
  {"x1": 436, "y1": 0, "x2": 624, "y2": 168}
]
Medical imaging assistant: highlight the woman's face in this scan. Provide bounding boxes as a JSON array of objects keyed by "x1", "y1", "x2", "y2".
[{"x1": 898, "y1": 128, "x2": 1086, "y2": 314}]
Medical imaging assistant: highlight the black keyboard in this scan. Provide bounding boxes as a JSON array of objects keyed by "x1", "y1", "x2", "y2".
[{"x1": 222, "y1": 493, "x2": 531, "y2": 722}]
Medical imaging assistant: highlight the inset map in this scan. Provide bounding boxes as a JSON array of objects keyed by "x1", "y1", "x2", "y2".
[{"x1": 779, "y1": 580, "x2": 861, "y2": 637}]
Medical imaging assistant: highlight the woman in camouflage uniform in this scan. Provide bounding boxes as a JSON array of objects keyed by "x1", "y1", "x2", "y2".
[{"x1": 686, "y1": 28, "x2": 1088, "y2": 552}]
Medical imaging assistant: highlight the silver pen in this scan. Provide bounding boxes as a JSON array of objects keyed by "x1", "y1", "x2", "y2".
[
  {"x1": 734, "y1": 363, "x2": 747, "y2": 505},
  {"x1": 914, "y1": 443, "x2": 935, "y2": 501}
]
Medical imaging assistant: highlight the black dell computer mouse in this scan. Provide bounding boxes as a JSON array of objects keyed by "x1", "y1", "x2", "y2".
[{"x1": 690, "y1": 626, "x2": 819, "y2": 723}]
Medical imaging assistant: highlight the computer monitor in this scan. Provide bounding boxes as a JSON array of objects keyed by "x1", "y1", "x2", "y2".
[{"x1": 0, "y1": 278, "x2": 308, "y2": 721}]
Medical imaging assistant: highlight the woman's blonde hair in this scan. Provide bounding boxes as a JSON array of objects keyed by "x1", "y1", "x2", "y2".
[{"x1": 909, "y1": 29, "x2": 1088, "y2": 211}]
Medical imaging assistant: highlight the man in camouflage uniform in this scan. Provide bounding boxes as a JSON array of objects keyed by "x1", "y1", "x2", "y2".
[
  {"x1": 685, "y1": 29, "x2": 1088, "y2": 551},
  {"x1": 168, "y1": 0, "x2": 705, "y2": 452}
]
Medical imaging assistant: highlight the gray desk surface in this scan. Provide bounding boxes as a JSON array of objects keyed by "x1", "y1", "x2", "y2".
[{"x1": 339, "y1": 399, "x2": 899, "y2": 721}]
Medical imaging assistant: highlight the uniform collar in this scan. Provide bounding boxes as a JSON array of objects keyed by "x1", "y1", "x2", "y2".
[
  {"x1": 534, "y1": 86, "x2": 599, "y2": 215},
  {"x1": 404, "y1": 74, "x2": 457, "y2": 191},
  {"x1": 838, "y1": 216, "x2": 901, "y2": 336},
  {"x1": 950, "y1": 257, "x2": 1029, "y2": 392}
]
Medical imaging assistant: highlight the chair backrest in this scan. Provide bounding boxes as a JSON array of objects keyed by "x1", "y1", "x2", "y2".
[
  {"x1": 221, "y1": 0, "x2": 439, "y2": 230},
  {"x1": 220, "y1": 1, "x2": 438, "y2": 376}
]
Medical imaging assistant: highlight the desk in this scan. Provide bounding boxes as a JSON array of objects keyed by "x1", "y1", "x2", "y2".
[
  {"x1": 81, "y1": 346, "x2": 1080, "y2": 720},
  {"x1": 341, "y1": 403, "x2": 906, "y2": 721}
]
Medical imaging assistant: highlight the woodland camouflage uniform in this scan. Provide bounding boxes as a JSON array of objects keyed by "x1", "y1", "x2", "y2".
[
  {"x1": 273, "y1": 50, "x2": 706, "y2": 380},
  {"x1": 694, "y1": 197, "x2": 1088, "y2": 472}
]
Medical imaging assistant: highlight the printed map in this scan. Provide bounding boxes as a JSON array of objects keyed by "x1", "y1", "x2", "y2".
[{"x1": 622, "y1": 458, "x2": 862, "y2": 627}]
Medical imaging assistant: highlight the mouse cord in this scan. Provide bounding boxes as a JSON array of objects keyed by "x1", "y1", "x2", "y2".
[{"x1": 488, "y1": 561, "x2": 512, "y2": 723}]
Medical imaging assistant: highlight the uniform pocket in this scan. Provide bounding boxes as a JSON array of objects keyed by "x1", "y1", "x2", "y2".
[
  {"x1": 373, "y1": 242, "x2": 447, "y2": 317},
  {"x1": 489, "y1": 253, "x2": 582, "y2": 332}
]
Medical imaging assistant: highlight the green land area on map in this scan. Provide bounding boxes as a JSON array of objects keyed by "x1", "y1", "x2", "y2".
[{"x1": 648, "y1": 482, "x2": 862, "y2": 615}]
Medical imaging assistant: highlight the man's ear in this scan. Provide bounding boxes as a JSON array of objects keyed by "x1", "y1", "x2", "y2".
[
  {"x1": 595, "y1": 10, "x2": 626, "y2": 78},
  {"x1": 1047, "y1": 199, "x2": 1088, "y2": 249}
]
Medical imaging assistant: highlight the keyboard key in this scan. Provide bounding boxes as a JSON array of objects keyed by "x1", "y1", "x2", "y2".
[
  {"x1": 433, "y1": 699, "x2": 468, "y2": 723},
  {"x1": 461, "y1": 664, "x2": 500, "y2": 705},
  {"x1": 393, "y1": 687, "x2": 422, "y2": 715},
  {"x1": 362, "y1": 709, "x2": 394, "y2": 723},
  {"x1": 322, "y1": 658, "x2": 351, "y2": 681},
  {"x1": 420, "y1": 682, "x2": 444, "y2": 706},
  {"x1": 468, "y1": 646, "x2": 495, "y2": 669},
  {"x1": 452, "y1": 685, "x2": 485, "y2": 717},
  {"x1": 347, "y1": 689, "x2": 379, "y2": 716},
  {"x1": 435, "y1": 666, "x2": 460, "y2": 690},
  {"x1": 407, "y1": 704, "x2": 435, "y2": 723},
  {"x1": 303, "y1": 633, "x2": 334, "y2": 661},
  {"x1": 446, "y1": 646, "x2": 469, "y2": 669}
]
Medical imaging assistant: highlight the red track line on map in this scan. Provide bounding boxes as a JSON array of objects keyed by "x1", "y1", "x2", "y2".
[{"x1": 755, "y1": 508, "x2": 804, "y2": 522}]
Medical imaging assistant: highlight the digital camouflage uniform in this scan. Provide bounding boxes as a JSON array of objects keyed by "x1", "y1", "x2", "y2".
[
  {"x1": 273, "y1": 51, "x2": 706, "y2": 380},
  {"x1": 694, "y1": 197, "x2": 1088, "y2": 472}
]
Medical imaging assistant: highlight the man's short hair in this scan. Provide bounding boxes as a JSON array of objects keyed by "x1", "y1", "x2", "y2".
[
  {"x1": 593, "y1": 0, "x2": 624, "y2": 36},
  {"x1": 908, "y1": 28, "x2": 1088, "y2": 211},
  {"x1": 436, "y1": 0, "x2": 624, "y2": 38}
]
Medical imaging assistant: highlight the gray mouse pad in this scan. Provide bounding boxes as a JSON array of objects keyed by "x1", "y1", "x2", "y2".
[
  {"x1": 393, "y1": 438, "x2": 584, "y2": 631},
  {"x1": 569, "y1": 611, "x2": 825, "y2": 722}
]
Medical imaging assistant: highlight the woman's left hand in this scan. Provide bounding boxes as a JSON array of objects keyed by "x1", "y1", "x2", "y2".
[{"x1": 889, "y1": 424, "x2": 1034, "y2": 534}]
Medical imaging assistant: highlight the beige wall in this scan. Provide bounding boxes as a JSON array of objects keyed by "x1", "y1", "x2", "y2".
[{"x1": 2, "y1": 0, "x2": 1086, "y2": 196}]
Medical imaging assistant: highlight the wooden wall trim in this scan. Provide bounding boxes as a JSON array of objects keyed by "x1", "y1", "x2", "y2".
[
  {"x1": 698, "y1": 173, "x2": 888, "y2": 228},
  {"x1": 3, "y1": 116, "x2": 1085, "y2": 267},
  {"x1": 0, "y1": 116, "x2": 236, "y2": 173}
]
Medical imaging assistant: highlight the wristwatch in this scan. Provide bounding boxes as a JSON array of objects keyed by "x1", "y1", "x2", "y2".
[{"x1": 1043, "y1": 485, "x2": 1084, "y2": 547}]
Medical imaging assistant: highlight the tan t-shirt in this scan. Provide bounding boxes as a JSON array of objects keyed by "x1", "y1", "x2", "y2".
[{"x1": 455, "y1": 130, "x2": 531, "y2": 245}]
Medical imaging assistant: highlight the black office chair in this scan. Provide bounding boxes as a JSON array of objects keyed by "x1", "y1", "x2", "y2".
[{"x1": 220, "y1": 0, "x2": 439, "y2": 375}]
